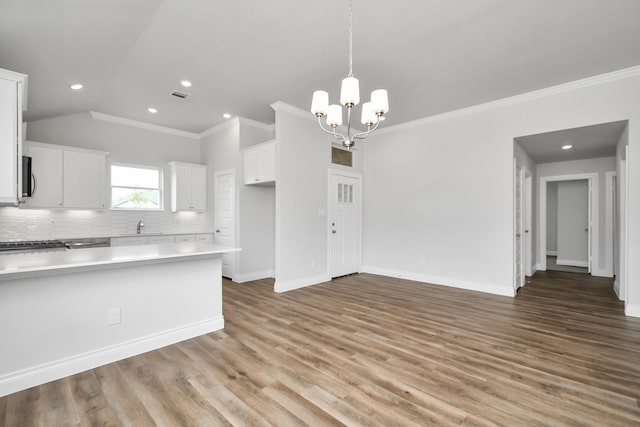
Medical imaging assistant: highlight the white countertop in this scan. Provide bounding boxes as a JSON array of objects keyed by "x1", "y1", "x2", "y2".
[{"x1": 0, "y1": 242, "x2": 240, "y2": 280}]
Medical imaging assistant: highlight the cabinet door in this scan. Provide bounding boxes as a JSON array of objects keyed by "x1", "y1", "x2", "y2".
[
  {"x1": 147, "y1": 235, "x2": 175, "y2": 244},
  {"x1": 0, "y1": 78, "x2": 19, "y2": 204},
  {"x1": 63, "y1": 151, "x2": 105, "y2": 208},
  {"x1": 24, "y1": 144, "x2": 63, "y2": 208},
  {"x1": 111, "y1": 236, "x2": 148, "y2": 246},
  {"x1": 173, "y1": 163, "x2": 192, "y2": 211},
  {"x1": 244, "y1": 150, "x2": 260, "y2": 184},
  {"x1": 259, "y1": 143, "x2": 275, "y2": 182},
  {"x1": 195, "y1": 233, "x2": 214, "y2": 243},
  {"x1": 190, "y1": 166, "x2": 207, "y2": 211},
  {"x1": 175, "y1": 234, "x2": 196, "y2": 242}
]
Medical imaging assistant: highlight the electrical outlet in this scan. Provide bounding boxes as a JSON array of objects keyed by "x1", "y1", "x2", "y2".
[{"x1": 108, "y1": 308, "x2": 121, "y2": 325}]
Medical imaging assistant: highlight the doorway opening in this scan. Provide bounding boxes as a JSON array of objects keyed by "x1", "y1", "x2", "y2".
[{"x1": 539, "y1": 174, "x2": 596, "y2": 274}]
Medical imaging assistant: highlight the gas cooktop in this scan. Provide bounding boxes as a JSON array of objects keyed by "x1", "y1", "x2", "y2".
[{"x1": 0, "y1": 240, "x2": 68, "y2": 253}]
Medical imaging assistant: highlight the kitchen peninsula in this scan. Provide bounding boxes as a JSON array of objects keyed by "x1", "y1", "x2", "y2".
[{"x1": 0, "y1": 242, "x2": 239, "y2": 397}]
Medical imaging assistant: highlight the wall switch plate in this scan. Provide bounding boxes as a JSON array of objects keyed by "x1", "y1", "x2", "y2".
[{"x1": 108, "y1": 308, "x2": 121, "y2": 325}]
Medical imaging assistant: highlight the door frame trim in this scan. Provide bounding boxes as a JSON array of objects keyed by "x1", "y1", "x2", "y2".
[
  {"x1": 213, "y1": 168, "x2": 237, "y2": 281},
  {"x1": 327, "y1": 169, "x2": 363, "y2": 278},
  {"x1": 538, "y1": 173, "x2": 598, "y2": 273}
]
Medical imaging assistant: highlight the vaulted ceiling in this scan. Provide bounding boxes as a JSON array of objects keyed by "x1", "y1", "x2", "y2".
[{"x1": 1, "y1": 0, "x2": 639, "y2": 136}]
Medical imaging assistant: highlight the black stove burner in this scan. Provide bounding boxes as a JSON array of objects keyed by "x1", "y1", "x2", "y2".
[{"x1": 0, "y1": 240, "x2": 68, "y2": 252}]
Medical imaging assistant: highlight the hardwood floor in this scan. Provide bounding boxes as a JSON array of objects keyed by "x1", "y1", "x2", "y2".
[{"x1": 1, "y1": 271, "x2": 639, "y2": 426}]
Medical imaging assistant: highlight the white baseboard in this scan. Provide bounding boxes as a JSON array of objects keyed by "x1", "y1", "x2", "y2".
[
  {"x1": 234, "y1": 270, "x2": 275, "y2": 283},
  {"x1": 591, "y1": 268, "x2": 613, "y2": 278},
  {"x1": 546, "y1": 250, "x2": 558, "y2": 256},
  {"x1": 555, "y1": 258, "x2": 589, "y2": 267},
  {"x1": 274, "y1": 274, "x2": 331, "y2": 293},
  {"x1": 625, "y1": 303, "x2": 640, "y2": 318},
  {"x1": 613, "y1": 280, "x2": 623, "y2": 300},
  {"x1": 0, "y1": 316, "x2": 224, "y2": 398},
  {"x1": 361, "y1": 266, "x2": 515, "y2": 297}
]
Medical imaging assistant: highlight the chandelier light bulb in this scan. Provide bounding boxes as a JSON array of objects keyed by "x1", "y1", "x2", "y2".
[
  {"x1": 371, "y1": 89, "x2": 389, "y2": 114},
  {"x1": 340, "y1": 76, "x2": 360, "y2": 107},
  {"x1": 311, "y1": 90, "x2": 329, "y2": 116},
  {"x1": 326, "y1": 105, "x2": 343, "y2": 127},
  {"x1": 360, "y1": 102, "x2": 378, "y2": 125}
]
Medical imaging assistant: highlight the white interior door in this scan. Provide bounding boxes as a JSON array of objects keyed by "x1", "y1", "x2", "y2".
[
  {"x1": 214, "y1": 170, "x2": 235, "y2": 279},
  {"x1": 524, "y1": 173, "x2": 533, "y2": 276},
  {"x1": 587, "y1": 179, "x2": 593, "y2": 273},
  {"x1": 514, "y1": 165, "x2": 524, "y2": 288},
  {"x1": 329, "y1": 171, "x2": 362, "y2": 278}
]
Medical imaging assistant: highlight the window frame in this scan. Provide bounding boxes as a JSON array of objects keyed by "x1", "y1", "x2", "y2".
[{"x1": 109, "y1": 162, "x2": 164, "y2": 211}]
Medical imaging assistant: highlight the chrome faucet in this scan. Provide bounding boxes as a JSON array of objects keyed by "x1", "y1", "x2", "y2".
[{"x1": 137, "y1": 220, "x2": 144, "y2": 234}]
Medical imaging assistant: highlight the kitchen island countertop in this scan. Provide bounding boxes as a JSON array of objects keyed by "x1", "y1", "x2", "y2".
[{"x1": 0, "y1": 242, "x2": 240, "y2": 280}]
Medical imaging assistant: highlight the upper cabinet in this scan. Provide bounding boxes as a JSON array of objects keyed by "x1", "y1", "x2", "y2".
[
  {"x1": 169, "y1": 161, "x2": 207, "y2": 212},
  {"x1": 0, "y1": 69, "x2": 28, "y2": 205},
  {"x1": 63, "y1": 150, "x2": 107, "y2": 209},
  {"x1": 23, "y1": 141, "x2": 108, "y2": 209},
  {"x1": 244, "y1": 140, "x2": 275, "y2": 185}
]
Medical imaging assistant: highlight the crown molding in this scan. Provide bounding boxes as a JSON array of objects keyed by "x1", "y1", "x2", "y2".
[
  {"x1": 238, "y1": 117, "x2": 275, "y2": 132},
  {"x1": 89, "y1": 111, "x2": 200, "y2": 140},
  {"x1": 199, "y1": 117, "x2": 240, "y2": 138},
  {"x1": 375, "y1": 65, "x2": 640, "y2": 136},
  {"x1": 270, "y1": 101, "x2": 314, "y2": 122}
]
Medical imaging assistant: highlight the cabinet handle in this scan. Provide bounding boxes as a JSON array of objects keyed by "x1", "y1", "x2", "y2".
[{"x1": 255, "y1": 178, "x2": 259, "y2": 182}]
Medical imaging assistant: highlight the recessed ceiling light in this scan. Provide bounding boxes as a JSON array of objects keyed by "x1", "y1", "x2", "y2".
[
  {"x1": 180, "y1": 80, "x2": 192, "y2": 88},
  {"x1": 223, "y1": 113, "x2": 231, "y2": 119},
  {"x1": 70, "y1": 83, "x2": 83, "y2": 90},
  {"x1": 148, "y1": 107, "x2": 158, "y2": 114},
  {"x1": 562, "y1": 144, "x2": 573, "y2": 150}
]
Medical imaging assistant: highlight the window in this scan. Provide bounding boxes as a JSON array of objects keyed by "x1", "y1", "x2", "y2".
[{"x1": 110, "y1": 164, "x2": 162, "y2": 210}]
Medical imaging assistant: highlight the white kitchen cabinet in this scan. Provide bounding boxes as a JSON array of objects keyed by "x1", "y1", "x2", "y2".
[
  {"x1": 169, "y1": 162, "x2": 207, "y2": 212},
  {"x1": 243, "y1": 140, "x2": 275, "y2": 185},
  {"x1": 195, "y1": 233, "x2": 214, "y2": 243},
  {"x1": 63, "y1": 150, "x2": 106, "y2": 209},
  {"x1": 175, "y1": 234, "x2": 196, "y2": 242},
  {"x1": 111, "y1": 236, "x2": 147, "y2": 246},
  {"x1": 147, "y1": 235, "x2": 176, "y2": 244},
  {"x1": 23, "y1": 143, "x2": 63, "y2": 208},
  {"x1": 22, "y1": 141, "x2": 108, "y2": 209},
  {"x1": 0, "y1": 69, "x2": 27, "y2": 205}
]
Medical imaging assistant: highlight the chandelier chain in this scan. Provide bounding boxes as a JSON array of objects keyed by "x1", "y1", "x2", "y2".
[{"x1": 348, "y1": 0, "x2": 353, "y2": 77}]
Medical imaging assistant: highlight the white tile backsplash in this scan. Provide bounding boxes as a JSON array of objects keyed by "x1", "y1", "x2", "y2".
[{"x1": 0, "y1": 208, "x2": 214, "y2": 241}]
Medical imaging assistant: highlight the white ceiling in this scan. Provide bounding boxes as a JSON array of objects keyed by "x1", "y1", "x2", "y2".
[
  {"x1": 515, "y1": 120, "x2": 627, "y2": 164},
  {"x1": 1, "y1": 0, "x2": 640, "y2": 136}
]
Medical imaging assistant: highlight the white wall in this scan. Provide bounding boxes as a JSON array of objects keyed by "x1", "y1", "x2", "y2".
[
  {"x1": 362, "y1": 68, "x2": 640, "y2": 304},
  {"x1": 547, "y1": 182, "x2": 558, "y2": 254},
  {"x1": 615, "y1": 124, "x2": 629, "y2": 300},
  {"x1": 273, "y1": 103, "x2": 363, "y2": 292},
  {"x1": 556, "y1": 180, "x2": 589, "y2": 266},
  {"x1": 537, "y1": 157, "x2": 616, "y2": 274},
  {"x1": 238, "y1": 120, "x2": 275, "y2": 281},
  {"x1": 200, "y1": 118, "x2": 275, "y2": 281}
]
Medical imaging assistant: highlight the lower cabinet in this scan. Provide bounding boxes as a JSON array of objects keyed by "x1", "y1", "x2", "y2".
[{"x1": 111, "y1": 233, "x2": 213, "y2": 247}]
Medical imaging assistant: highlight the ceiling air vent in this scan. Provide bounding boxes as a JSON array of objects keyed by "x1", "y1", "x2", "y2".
[{"x1": 171, "y1": 90, "x2": 190, "y2": 99}]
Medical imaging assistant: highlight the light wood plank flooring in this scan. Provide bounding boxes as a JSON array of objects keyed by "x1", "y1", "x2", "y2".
[{"x1": 1, "y1": 271, "x2": 639, "y2": 426}]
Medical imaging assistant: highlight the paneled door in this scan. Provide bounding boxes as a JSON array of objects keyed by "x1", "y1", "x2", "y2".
[
  {"x1": 514, "y1": 164, "x2": 524, "y2": 289},
  {"x1": 329, "y1": 170, "x2": 362, "y2": 278},
  {"x1": 214, "y1": 169, "x2": 235, "y2": 279}
]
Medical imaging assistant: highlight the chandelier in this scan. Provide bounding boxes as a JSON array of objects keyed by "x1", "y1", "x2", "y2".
[{"x1": 310, "y1": 0, "x2": 389, "y2": 150}]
